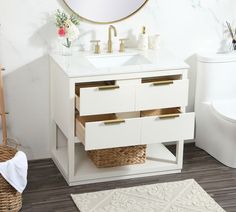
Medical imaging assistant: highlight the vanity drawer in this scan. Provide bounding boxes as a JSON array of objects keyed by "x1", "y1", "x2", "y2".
[
  {"x1": 76, "y1": 84, "x2": 136, "y2": 116},
  {"x1": 136, "y1": 79, "x2": 189, "y2": 110},
  {"x1": 75, "y1": 114, "x2": 141, "y2": 150},
  {"x1": 140, "y1": 108, "x2": 195, "y2": 144}
]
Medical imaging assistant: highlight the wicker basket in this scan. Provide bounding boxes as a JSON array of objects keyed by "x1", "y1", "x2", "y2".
[
  {"x1": 0, "y1": 145, "x2": 22, "y2": 212},
  {"x1": 87, "y1": 145, "x2": 147, "y2": 168}
]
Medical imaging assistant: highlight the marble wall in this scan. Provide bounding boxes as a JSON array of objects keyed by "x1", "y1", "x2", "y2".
[{"x1": 0, "y1": 0, "x2": 235, "y2": 159}]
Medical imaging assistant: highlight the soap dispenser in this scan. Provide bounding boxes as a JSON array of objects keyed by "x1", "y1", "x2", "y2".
[{"x1": 138, "y1": 26, "x2": 148, "y2": 51}]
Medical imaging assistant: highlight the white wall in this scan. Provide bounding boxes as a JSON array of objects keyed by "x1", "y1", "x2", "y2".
[{"x1": 0, "y1": 0, "x2": 235, "y2": 159}]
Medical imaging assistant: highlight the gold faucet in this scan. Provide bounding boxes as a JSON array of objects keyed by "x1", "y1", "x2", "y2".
[{"x1": 107, "y1": 25, "x2": 117, "y2": 53}]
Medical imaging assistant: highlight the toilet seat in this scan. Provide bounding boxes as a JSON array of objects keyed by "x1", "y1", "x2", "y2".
[{"x1": 212, "y1": 99, "x2": 236, "y2": 123}]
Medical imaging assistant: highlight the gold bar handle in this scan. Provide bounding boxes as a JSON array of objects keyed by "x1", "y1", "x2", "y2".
[
  {"x1": 98, "y1": 85, "x2": 120, "y2": 90},
  {"x1": 104, "y1": 119, "x2": 125, "y2": 125},
  {"x1": 152, "y1": 80, "x2": 174, "y2": 86},
  {"x1": 0, "y1": 112, "x2": 9, "y2": 115},
  {"x1": 159, "y1": 114, "x2": 180, "y2": 119}
]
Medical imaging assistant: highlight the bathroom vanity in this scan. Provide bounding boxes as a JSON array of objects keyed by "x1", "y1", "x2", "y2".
[{"x1": 50, "y1": 49, "x2": 194, "y2": 186}]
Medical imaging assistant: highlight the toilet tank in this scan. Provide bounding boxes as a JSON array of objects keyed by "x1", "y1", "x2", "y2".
[{"x1": 196, "y1": 53, "x2": 236, "y2": 104}]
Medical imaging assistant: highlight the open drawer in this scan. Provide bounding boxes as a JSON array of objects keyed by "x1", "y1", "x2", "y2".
[
  {"x1": 75, "y1": 81, "x2": 136, "y2": 116},
  {"x1": 136, "y1": 75, "x2": 189, "y2": 110},
  {"x1": 140, "y1": 108, "x2": 195, "y2": 144},
  {"x1": 75, "y1": 114, "x2": 141, "y2": 150}
]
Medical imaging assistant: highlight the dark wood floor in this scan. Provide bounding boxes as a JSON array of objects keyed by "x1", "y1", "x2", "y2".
[{"x1": 21, "y1": 143, "x2": 236, "y2": 212}]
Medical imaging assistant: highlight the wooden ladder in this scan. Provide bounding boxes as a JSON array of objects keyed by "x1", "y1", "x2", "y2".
[{"x1": 0, "y1": 66, "x2": 7, "y2": 145}]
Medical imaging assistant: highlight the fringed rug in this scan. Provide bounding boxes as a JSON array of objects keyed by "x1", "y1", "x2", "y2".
[{"x1": 71, "y1": 179, "x2": 225, "y2": 212}]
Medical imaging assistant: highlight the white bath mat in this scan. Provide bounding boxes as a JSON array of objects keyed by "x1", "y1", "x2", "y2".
[{"x1": 71, "y1": 179, "x2": 225, "y2": 212}]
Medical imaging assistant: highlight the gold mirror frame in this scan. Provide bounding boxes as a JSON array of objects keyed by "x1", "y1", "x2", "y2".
[{"x1": 63, "y1": 0, "x2": 149, "y2": 24}]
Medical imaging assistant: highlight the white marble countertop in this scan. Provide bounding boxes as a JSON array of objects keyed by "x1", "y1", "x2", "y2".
[{"x1": 50, "y1": 48, "x2": 189, "y2": 78}]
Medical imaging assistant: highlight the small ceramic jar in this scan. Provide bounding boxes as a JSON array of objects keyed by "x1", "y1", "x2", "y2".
[{"x1": 148, "y1": 34, "x2": 161, "y2": 50}]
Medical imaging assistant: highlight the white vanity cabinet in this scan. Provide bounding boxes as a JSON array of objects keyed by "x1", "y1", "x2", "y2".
[{"x1": 50, "y1": 50, "x2": 194, "y2": 186}]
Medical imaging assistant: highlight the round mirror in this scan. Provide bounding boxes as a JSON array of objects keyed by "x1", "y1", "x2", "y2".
[{"x1": 64, "y1": 0, "x2": 148, "y2": 24}]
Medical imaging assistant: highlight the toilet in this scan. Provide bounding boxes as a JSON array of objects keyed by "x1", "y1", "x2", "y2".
[{"x1": 195, "y1": 52, "x2": 236, "y2": 168}]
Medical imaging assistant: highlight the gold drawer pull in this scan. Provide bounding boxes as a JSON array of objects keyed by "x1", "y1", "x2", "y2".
[
  {"x1": 98, "y1": 85, "x2": 120, "y2": 90},
  {"x1": 104, "y1": 119, "x2": 125, "y2": 125},
  {"x1": 159, "y1": 114, "x2": 180, "y2": 119},
  {"x1": 0, "y1": 112, "x2": 9, "y2": 115},
  {"x1": 152, "y1": 80, "x2": 174, "y2": 86}
]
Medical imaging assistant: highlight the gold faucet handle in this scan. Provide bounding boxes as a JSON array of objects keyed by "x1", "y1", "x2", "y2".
[
  {"x1": 90, "y1": 40, "x2": 101, "y2": 54},
  {"x1": 119, "y1": 38, "x2": 128, "y2": 52}
]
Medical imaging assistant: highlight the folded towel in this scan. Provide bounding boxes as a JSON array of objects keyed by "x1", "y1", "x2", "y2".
[{"x1": 0, "y1": 151, "x2": 28, "y2": 193}]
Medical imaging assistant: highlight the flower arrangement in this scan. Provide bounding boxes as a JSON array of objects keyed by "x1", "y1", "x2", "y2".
[
  {"x1": 55, "y1": 9, "x2": 80, "y2": 48},
  {"x1": 226, "y1": 21, "x2": 236, "y2": 50}
]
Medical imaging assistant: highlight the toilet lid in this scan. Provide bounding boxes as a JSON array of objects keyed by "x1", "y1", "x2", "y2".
[{"x1": 212, "y1": 99, "x2": 236, "y2": 123}]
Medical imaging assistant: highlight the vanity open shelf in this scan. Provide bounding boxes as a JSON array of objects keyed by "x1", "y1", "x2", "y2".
[
  {"x1": 50, "y1": 49, "x2": 194, "y2": 186},
  {"x1": 52, "y1": 142, "x2": 179, "y2": 186}
]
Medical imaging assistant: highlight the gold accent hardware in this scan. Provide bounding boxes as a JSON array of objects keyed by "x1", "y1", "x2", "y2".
[
  {"x1": 142, "y1": 26, "x2": 146, "y2": 34},
  {"x1": 0, "y1": 112, "x2": 9, "y2": 115},
  {"x1": 90, "y1": 40, "x2": 101, "y2": 54},
  {"x1": 152, "y1": 80, "x2": 174, "y2": 86},
  {"x1": 177, "y1": 108, "x2": 182, "y2": 113},
  {"x1": 98, "y1": 85, "x2": 120, "y2": 90},
  {"x1": 108, "y1": 25, "x2": 117, "y2": 53},
  {"x1": 63, "y1": 0, "x2": 149, "y2": 25},
  {"x1": 104, "y1": 119, "x2": 125, "y2": 125},
  {"x1": 119, "y1": 38, "x2": 128, "y2": 52},
  {"x1": 159, "y1": 114, "x2": 180, "y2": 119}
]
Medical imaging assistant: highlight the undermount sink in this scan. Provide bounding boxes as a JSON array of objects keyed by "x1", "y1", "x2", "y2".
[{"x1": 86, "y1": 53, "x2": 152, "y2": 69}]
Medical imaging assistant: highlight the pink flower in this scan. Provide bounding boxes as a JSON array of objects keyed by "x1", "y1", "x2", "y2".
[{"x1": 58, "y1": 27, "x2": 66, "y2": 37}]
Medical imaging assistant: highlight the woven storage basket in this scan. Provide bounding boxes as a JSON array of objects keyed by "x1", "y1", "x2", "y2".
[
  {"x1": 0, "y1": 145, "x2": 22, "y2": 212},
  {"x1": 87, "y1": 145, "x2": 147, "y2": 168}
]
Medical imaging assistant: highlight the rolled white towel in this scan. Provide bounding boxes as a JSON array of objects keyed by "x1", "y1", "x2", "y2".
[{"x1": 0, "y1": 151, "x2": 28, "y2": 193}]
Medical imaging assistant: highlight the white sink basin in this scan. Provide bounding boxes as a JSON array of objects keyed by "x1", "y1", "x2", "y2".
[{"x1": 86, "y1": 53, "x2": 151, "y2": 69}]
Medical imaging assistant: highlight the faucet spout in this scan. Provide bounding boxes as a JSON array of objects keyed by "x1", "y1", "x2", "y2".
[{"x1": 108, "y1": 25, "x2": 117, "y2": 53}]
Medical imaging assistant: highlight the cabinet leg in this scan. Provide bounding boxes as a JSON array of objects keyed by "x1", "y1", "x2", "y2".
[
  {"x1": 68, "y1": 141, "x2": 75, "y2": 181},
  {"x1": 176, "y1": 140, "x2": 184, "y2": 169},
  {"x1": 51, "y1": 121, "x2": 58, "y2": 152}
]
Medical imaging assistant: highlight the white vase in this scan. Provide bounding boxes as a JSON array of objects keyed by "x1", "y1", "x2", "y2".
[
  {"x1": 58, "y1": 37, "x2": 73, "y2": 56},
  {"x1": 61, "y1": 45, "x2": 72, "y2": 56}
]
